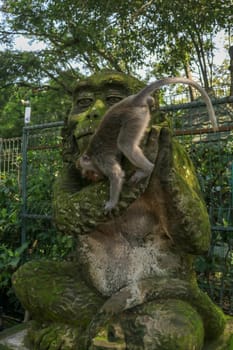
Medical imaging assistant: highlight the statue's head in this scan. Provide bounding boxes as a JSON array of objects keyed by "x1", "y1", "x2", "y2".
[{"x1": 62, "y1": 70, "x2": 144, "y2": 166}]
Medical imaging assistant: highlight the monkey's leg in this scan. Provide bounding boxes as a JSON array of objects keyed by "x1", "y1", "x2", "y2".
[
  {"x1": 120, "y1": 144, "x2": 154, "y2": 183},
  {"x1": 117, "y1": 123, "x2": 154, "y2": 183},
  {"x1": 103, "y1": 161, "x2": 125, "y2": 211}
]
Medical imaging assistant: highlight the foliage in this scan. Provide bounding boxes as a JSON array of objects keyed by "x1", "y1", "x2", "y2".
[
  {"x1": 187, "y1": 138, "x2": 233, "y2": 226},
  {"x1": 0, "y1": 1, "x2": 232, "y2": 137},
  {"x1": 0, "y1": 242, "x2": 28, "y2": 316},
  {"x1": 147, "y1": 0, "x2": 232, "y2": 89},
  {"x1": 0, "y1": 172, "x2": 25, "y2": 313},
  {"x1": 0, "y1": 84, "x2": 71, "y2": 137},
  {"x1": 184, "y1": 134, "x2": 233, "y2": 312},
  {"x1": 0, "y1": 1, "x2": 232, "y2": 84},
  {"x1": 0, "y1": 50, "x2": 81, "y2": 93},
  {"x1": 0, "y1": 173, "x2": 21, "y2": 245},
  {"x1": 0, "y1": 50, "x2": 42, "y2": 88},
  {"x1": 0, "y1": 144, "x2": 75, "y2": 317},
  {"x1": 21, "y1": 140, "x2": 75, "y2": 258},
  {"x1": 212, "y1": 60, "x2": 232, "y2": 96},
  {"x1": 0, "y1": 242, "x2": 28, "y2": 289}
]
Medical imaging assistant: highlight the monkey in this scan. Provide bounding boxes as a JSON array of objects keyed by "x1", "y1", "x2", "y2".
[{"x1": 78, "y1": 77, "x2": 218, "y2": 212}]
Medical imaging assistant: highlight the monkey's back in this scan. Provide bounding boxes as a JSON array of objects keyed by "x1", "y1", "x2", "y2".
[{"x1": 86, "y1": 96, "x2": 150, "y2": 160}]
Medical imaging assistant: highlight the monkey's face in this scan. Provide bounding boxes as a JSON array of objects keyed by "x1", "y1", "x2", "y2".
[{"x1": 78, "y1": 154, "x2": 103, "y2": 182}]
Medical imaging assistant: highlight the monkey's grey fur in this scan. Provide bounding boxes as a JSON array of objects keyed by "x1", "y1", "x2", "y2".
[{"x1": 79, "y1": 77, "x2": 217, "y2": 212}]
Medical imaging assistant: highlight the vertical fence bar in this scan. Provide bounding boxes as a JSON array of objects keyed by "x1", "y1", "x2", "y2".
[
  {"x1": 231, "y1": 162, "x2": 233, "y2": 208},
  {"x1": 0, "y1": 138, "x2": 2, "y2": 179},
  {"x1": 21, "y1": 127, "x2": 29, "y2": 245}
]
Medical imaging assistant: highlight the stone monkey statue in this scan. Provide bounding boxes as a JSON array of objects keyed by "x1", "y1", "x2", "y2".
[{"x1": 12, "y1": 71, "x2": 226, "y2": 350}]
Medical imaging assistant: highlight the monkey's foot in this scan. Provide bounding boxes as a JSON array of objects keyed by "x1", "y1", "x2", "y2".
[
  {"x1": 104, "y1": 200, "x2": 117, "y2": 213},
  {"x1": 26, "y1": 321, "x2": 83, "y2": 350}
]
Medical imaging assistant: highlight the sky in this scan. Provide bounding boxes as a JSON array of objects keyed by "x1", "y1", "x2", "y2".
[
  {"x1": 214, "y1": 31, "x2": 229, "y2": 65},
  {"x1": 13, "y1": 36, "x2": 46, "y2": 52}
]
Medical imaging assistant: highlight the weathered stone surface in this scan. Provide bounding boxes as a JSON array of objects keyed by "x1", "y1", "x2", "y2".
[
  {"x1": 0, "y1": 324, "x2": 28, "y2": 350},
  {"x1": 1, "y1": 319, "x2": 233, "y2": 350},
  {"x1": 90, "y1": 317, "x2": 233, "y2": 350},
  {"x1": 12, "y1": 71, "x2": 228, "y2": 349}
]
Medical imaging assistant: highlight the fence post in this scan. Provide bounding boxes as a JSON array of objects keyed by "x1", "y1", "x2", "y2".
[
  {"x1": 0, "y1": 138, "x2": 2, "y2": 177},
  {"x1": 21, "y1": 127, "x2": 29, "y2": 245},
  {"x1": 231, "y1": 162, "x2": 233, "y2": 208}
]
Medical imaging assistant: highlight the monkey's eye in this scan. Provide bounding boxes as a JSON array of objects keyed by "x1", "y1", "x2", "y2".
[
  {"x1": 106, "y1": 95, "x2": 123, "y2": 106},
  {"x1": 76, "y1": 98, "x2": 94, "y2": 111}
]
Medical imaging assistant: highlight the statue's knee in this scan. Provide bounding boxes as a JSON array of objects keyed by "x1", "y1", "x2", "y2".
[
  {"x1": 132, "y1": 299, "x2": 204, "y2": 350},
  {"x1": 91, "y1": 299, "x2": 205, "y2": 350},
  {"x1": 12, "y1": 261, "x2": 35, "y2": 291}
]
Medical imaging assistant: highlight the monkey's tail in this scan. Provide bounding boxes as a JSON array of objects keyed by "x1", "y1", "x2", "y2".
[{"x1": 136, "y1": 77, "x2": 218, "y2": 131}]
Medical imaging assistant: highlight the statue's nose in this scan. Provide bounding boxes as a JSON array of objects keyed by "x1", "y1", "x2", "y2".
[
  {"x1": 86, "y1": 109, "x2": 100, "y2": 120},
  {"x1": 85, "y1": 99, "x2": 105, "y2": 121}
]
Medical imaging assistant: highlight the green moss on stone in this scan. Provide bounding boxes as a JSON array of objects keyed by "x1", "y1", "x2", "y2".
[
  {"x1": 173, "y1": 139, "x2": 201, "y2": 192},
  {"x1": 53, "y1": 160, "x2": 144, "y2": 236},
  {"x1": 0, "y1": 345, "x2": 13, "y2": 350},
  {"x1": 74, "y1": 70, "x2": 144, "y2": 96},
  {"x1": 193, "y1": 289, "x2": 226, "y2": 340},
  {"x1": 203, "y1": 317, "x2": 233, "y2": 349},
  {"x1": 91, "y1": 299, "x2": 205, "y2": 350},
  {"x1": 167, "y1": 138, "x2": 211, "y2": 253},
  {"x1": 12, "y1": 260, "x2": 105, "y2": 328}
]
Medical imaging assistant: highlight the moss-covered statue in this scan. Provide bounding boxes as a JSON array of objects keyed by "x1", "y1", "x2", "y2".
[{"x1": 13, "y1": 71, "x2": 227, "y2": 350}]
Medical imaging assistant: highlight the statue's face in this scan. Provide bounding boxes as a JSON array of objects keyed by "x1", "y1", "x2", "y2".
[
  {"x1": 64, "y1": 72, "x2": 143, "y2": 164},
  {"x1": 70, "y1": 86, "x2": 125, "y2": 155}
]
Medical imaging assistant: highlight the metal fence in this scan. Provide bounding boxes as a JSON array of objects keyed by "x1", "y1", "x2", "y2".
[
  {"x1": 1, "y1": 96, "x2": 233, "y2": 314},
  {"x1": 0, "y1": 137, "x2": 22, "y2": 178},
  {"x1": 20, "y1": 122, "x2": 64, "y2": 244},
  {"x1": 163, "y1": 84, "x2": 231, "y2": 105}
]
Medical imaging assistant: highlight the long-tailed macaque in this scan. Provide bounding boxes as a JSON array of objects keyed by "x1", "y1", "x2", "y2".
[{"x1": 79, "y1": 77, "x2": 217, "y2": 212}]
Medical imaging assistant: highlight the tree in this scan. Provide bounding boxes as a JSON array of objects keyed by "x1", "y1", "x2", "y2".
[
  {"x1": 0, "y1": 0, "x2": 232, "y2": 114},
  {"x1": 144, "y1": 0, "x2": 232, "y2": 90},
  {"x1": 0, "y1": 84, "x2": 71, "y2": 137},
  {"x1": 1, "y1": 0, "x2": 232, "y2": 83}
]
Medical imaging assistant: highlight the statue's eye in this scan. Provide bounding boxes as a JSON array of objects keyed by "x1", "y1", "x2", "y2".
[
  {"x1": 76, "y1": 98, "x2": 94, "y2": 110},
  {"x1": 106, "y1": 95, "x2": 123, "y2": 106}
]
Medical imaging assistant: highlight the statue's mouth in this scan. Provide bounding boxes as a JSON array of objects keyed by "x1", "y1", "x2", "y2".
[
  {"x1": 74, "y1": 126, "x2": 95, "y2": 140},
  {"x1": 73, "y1": 120, "x2": 101, "y2": 159},
  {"x1": 72, "y1": 112, "x2": 101, "y2": 139}
]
